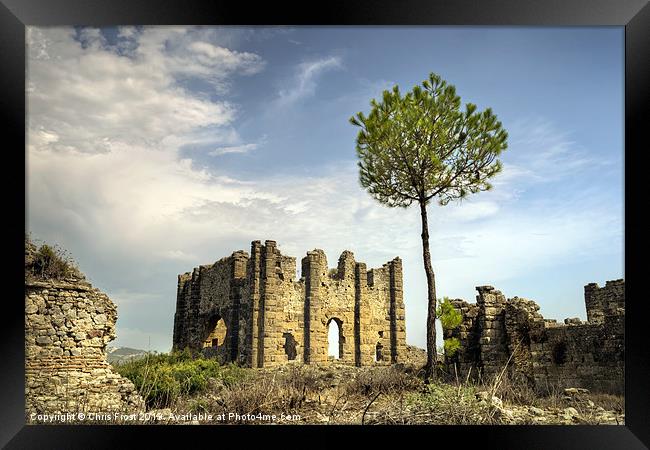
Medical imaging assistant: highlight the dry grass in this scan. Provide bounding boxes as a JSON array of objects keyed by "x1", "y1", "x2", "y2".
[
  {"x1": 484, "y1": 371, "x2": 624, "y2": 415},
  {"x1": 487, "y1": 372, "x2": 543, "y2": 405},
  {"x1": 166, "y1": 363, "x2": 507, "y2": 425},
  {"x1": 168, "y1": 363, "x2": 333, "y2": 424},
  {"x1": 345, "y1": 365, "x2": 423, "y2": 397},
  {"x1": 111, "y1": 351, "x2": 623, "y2": 425},
  {"x1": 587, "y1": 393, "x2": 624, "y2": 413}
]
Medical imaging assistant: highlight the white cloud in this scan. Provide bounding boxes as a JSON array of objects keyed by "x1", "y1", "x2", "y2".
[
  {"x1": 156, "y1": 249, "x2": 197, "y2": 262},
  {"x1": 27, "y1": 27, "x2": 243, "y2": 156},
  {"x1": 444, "y1": 200, "x2": 500, "y2": 222},
  {"x1": 210, "y1": 143, "x2": 259, "y2": 156},
  {"x1": 26, "y1": 26, "x2": 274, "y2": 296},
  {"x1": 117, "y1": 26, "x2": 137, "y2": 39},
  {"x1": 187, "y1": 41, "x2": 264, "y2": 76},
  {"x1": 277, "y1": 56, "x2": 343, "y2": 104},
  {"x1": 504, "y1": 117, "x2": 610, "y2": 183},
  {"x1": 131, "y1": 27, "x2": 265, "y2": 91},
  {"x1": 209, "y1": 135, "x2": 268, "y2": 156}
]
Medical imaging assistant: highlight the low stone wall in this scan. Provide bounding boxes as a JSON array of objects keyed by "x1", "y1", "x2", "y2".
[
  {"x1": 25, "y1": 278, "x2": 145, "y2": 418},
  {"x1": 443, "y1": 280, "x2": 624, "y2": 394},
  {"x1": 530, "y1": 314, "x2": 624, "y2": 394}
]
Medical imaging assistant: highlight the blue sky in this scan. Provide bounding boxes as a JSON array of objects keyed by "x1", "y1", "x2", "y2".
[{"x1": 27, "y1": 26, "x2": 624, "y2": 352}]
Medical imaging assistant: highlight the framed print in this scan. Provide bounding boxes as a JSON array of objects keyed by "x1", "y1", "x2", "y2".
[{"x1": 3, "y1": 0, "x2": 648, "y2": 448}]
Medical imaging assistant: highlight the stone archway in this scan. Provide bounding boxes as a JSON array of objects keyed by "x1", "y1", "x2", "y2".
[
  {"x1": 202, "y1": 315, "x2": 228, "y2": 351},
  {"x1": 327, "y1": 317, "x2": 344, "y2": 360}
]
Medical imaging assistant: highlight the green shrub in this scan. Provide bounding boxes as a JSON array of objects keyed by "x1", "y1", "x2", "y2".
[
  {"x1": 437, "y1": 297, "x2": 463, "y2": 358},
  {"x1": 443, "y1": 337, "x2": 461, "y2": 357},
  {"x1": 219, "y1": 363, "x2": 249, "y2": 387},
  {"x1": 189, "y1": 398, "x2": 210, "y2": 414},
  {"x1": 115, "y1": 351, "x2": 250, "y2": 408},
  {"x1": 437, "y1": 297, "x2": 462, "y2": 330}
]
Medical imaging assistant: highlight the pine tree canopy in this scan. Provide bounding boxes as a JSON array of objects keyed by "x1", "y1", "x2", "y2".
[{"x1": 350, "y1": 72, "x2": 508, "y2": 208}]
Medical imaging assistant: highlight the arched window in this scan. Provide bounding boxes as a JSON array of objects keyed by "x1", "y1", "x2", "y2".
[
  {"x1": 327, "y1": 318, "x2": 344, "y2": 360},
  {"x1": 375, "y1": 342, "x2": 384, "y2": 362},
  {"x1": 203, "y1": 316, "x2": 227, "y2": 349}
]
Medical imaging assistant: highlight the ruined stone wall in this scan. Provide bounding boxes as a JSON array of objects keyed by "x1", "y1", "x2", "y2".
[
  {"x1": 25, "y1": 278, "x2": 144, "y2": 417},
  {"x1": 475, "y1": 286, "x2": 510, "y2": 379},
  {"x1": 503, "y1": 296, "x2": 546, "y2": 384},
  {"x1": 585, "y1": 279, "x2": 625, "y2": 324},
  {"x1": 366, "y1": 266, "x2": 392, "y2": 366},
  {"x1": 363, "y1": 259, "x2": 407, "y2": 365},
  {"x1": 173, "y1": 240, "x2": 406, "y2": 368},
  {"x1": 530, "y1": 316, "x2": 624, "y2": 394},
  {"x1": 443, "y1": 280, "x2": 624, "y2": 393},
  {"x1": 257, "y1": 242, "x2": 304, "y2": 367}
]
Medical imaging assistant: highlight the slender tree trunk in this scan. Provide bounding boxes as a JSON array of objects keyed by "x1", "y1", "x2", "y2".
[{"x1": 419, "y1": 199, "x2": 437, "y2": 382}]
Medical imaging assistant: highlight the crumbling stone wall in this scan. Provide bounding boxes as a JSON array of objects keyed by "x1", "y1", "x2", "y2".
[
  {"x1": 443, "y1": 280, "x2": 624, "y2": 393},
  {"x1": 503, "y1": 296, "x2": 546, "y2": 384},
  {"x1": 584, "y1": 279, "x2": 625, "y2": 324},
  {"x1": 173, "y1": 240, "x2": 407, "y2": 368},
  {"x1": 475, "y1": 286, "x2": 510, "y2": 379},
  {"x1": 25, "y1": 277, "x2": 145, "y2": 418}
]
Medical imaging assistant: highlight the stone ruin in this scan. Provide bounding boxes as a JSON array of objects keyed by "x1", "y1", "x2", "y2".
[
  {"x1": 442, "y1": 279, "x2": 624, "y2": 394},
  {"x1": 173, "y1": 240, "x2": 407, "y2": 367},
  {"x1": 25, "y1": 268, "x2": 144, "y2": 417}
]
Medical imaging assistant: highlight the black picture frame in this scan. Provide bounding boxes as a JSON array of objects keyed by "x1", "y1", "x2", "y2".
[{"x1": 3, "y1": 0, "x2": 648, "y2": 448}]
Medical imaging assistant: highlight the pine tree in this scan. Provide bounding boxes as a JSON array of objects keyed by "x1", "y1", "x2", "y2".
[{"x1": 350, "y1": 73, "x2": 508, "y2": 381}]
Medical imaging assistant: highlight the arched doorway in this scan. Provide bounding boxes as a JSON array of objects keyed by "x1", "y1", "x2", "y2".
[
  {"x1": 327, "y1": 318, "x2": 344, "y2": 360},
  {"x1": 203, "y1": 315, "x2": 227, "y2": 349}
]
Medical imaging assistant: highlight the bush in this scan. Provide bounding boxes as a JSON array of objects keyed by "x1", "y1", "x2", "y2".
[
  {"x1": 487, "y1": 372, "x2": 539, "y2": 406},
  {"x1": 25, "y1": 235, "x2": 81, "y2": 280},
  {"x1": 274, "y1": 365, "x2": 324, "y2": 409},
  {"x1": 115, "y1": 351, "x2": 249, "y2": 408},
  {"x1": 443, "y1": 337, "x2": 461, "y2": 357},
  {"x1": 177, "y1": 365, "x2": 327, "y2": 423},
  {"x1": 219, "y1": 363, "x2": 249, "y2": 387},
  {"x1": 437, "y1": 297, "x2": 463, "y2": 358},
  {"x1": 406, "y1": 381, "x2": 498, "y2": 424},
  {"x1": 346, "y1": 366, "x2": 422, "y2": 397},
  {"x1": 437, "y1": 297, "x2": 462, "y2": 330},
  {"x1": 219, "y1": 377, "x2": 278, "y2": 422}
]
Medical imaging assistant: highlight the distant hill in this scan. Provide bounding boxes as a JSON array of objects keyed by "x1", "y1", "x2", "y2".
[{"x1": 106, "y1": 346, "x2": 151, "y2": 364}]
